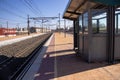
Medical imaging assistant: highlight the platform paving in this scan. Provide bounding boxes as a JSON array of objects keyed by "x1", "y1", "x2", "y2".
[{"x1": 34, "y1": 32, "x2": 120, "y2": 80}]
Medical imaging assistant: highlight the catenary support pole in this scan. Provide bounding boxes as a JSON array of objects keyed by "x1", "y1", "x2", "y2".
[{"x1": 27, "y1": 15, "x2": 30, "y2": 35}]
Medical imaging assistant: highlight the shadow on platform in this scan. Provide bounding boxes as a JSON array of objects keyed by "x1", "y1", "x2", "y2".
[
  {"x1": 0, "y1": 55, "x2": 26, "y2": 80},
  {"x1": 45, "y1": 49, "x2": 73, "y2": 54},
  {"x1": 49, "y1": 43, "x2": 72, "y2": 46},
  {"x1": 34, "y1": 49, "x2": 110, "y2": 80}
]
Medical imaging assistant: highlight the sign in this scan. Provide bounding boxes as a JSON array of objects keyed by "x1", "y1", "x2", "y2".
[{"x1": 92, "y1": 0, "x2": 120, "y2": 6}]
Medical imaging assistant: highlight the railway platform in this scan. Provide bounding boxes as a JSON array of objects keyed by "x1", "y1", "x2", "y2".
[
  {"x1": 0, "y1": 33, "x2": 45, "y2": 47},
  {"x1": 23, "y1": 32, "x2": 120, "y2": 80}
]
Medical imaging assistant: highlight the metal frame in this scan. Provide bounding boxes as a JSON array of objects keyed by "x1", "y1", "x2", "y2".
[
  {"x1": 82, "y1": 14, "x2": 84, "y2": 55},
  {"x1": 73, "y1": 18, "x2": 80, "y2": 54},
  {"x1": 96, "y1": 19, "x2": 99, "y2": 33},
  {"x1": 88, "y1": 9, "x2": 92, "y2": 62},
  {"x1": 116, "y1": 14, "x2": 118, "y2": 33},
  {"x1": 73, "y1": 20, "x2": 77, "y2": 50},
  {"x1": 107, "y1": 6, "x2": 115, "y2": 64},
  {"x1": 66, "y1": 11, "x2": 81, "y2": 15},
  {"x1": 76, "y1": 18, "x2": 80, "y2": 54}
]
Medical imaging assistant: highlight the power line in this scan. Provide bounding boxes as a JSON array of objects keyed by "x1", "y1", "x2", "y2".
[
  {"x1": 0, "y1": 17, "x2": 26, "y2": 22},
  {"x1": 28, "y1": 0, "x2": 43, "y2": 16},
  {"x1": 21, "y1": 0, "x2": 40, "y2": 17},
  {"x1": 0, "y1": 0, "x2": 28, "y2": 16},
  {"x1": 0, "y1": 6, "x2": 26, "y2": 19}
]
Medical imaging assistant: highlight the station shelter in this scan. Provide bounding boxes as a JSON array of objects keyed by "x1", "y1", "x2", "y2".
[{"x1": 63, "y1": 0, "x2": 120, "y2": 63}]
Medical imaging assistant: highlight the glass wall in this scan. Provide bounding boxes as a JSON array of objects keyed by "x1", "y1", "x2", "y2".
[
  {"x1": 115, "y1": 9, "x2": 120, "y2": 33},
  {"x1": 78, "y1": 12, "x2": 88, "y2": 34},
  {"x1": 92, "y1": 19, "x2": 97, "y2": 33},
  {"x1": 79, "y1": 15, "x2": 82, "y2": 33},
  {"x1": 83, "y1": 12, "x2": 88, "y2": 33},
  {"x1": 99, "y1": 17, "x2": 107, "y2": 33},
  {"x1": 91, "y1": 9, "x2": 120, "y2": 34},
  {"x1": 91, "y1": 9, "x2": 107, "y2": 33},
  {"x1": 118, "y1": 14, "x2": 120, "y2": 33}
]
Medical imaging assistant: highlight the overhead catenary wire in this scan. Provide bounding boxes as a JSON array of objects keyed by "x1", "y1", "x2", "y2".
[
  {"x1": 0, "y1": 18, "x2": 27, "y2": 29},
  {"x1": 0, "y1": 6, "x2": 26, "y2": 19},
  {"x1": 0, "y1": 17, "x2": 26, "y2": 23},
  {"x1": 20, "y1": 0, "x2": 37, "y2": 16},
  {"x1": 1, "y1": 0, "x2": 28, "y2": 16},
  {"x1": 0, "y1": 0, "x2": 45, "y2": 28},
  {"x1": 27, "y1": 0, "x2": 43, "y2": 16},
  {"x1": 22, "y1": 0, "x2": 41, "y2": 17},
  {"x1": 0, "y1": 0, "x2": 28, "y2": 28}
]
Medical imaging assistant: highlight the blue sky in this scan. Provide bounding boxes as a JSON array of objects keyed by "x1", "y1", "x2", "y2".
[{"x1": 0, "y1": 0, "x2": 71, "y2": 29}]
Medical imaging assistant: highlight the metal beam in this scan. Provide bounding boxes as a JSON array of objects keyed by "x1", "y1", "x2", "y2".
[
  {"x1": 97, "y1": 19, "x2": 99, "y2": 33},
  {"x1": 107, "y1": 6, "x2": 115, "y2": 64},
  {"x1": 30, "y1": 17, "x2": 58, "y2": 20},
  {"x1": 116, "y1": 14, "x2": 118, "y2": 33},
  {"x1": 76, "y1": 18, "x2": 80, "y2": 54},
  {"x1": 73, "y1": 20, "x2": 77, "y2": 50},
  {"x1": 66, "y1": 11, "x2": 81, "y2": 15},
  {"x1": 63, "y1": 16, "x2": 77, "y2": 20}
]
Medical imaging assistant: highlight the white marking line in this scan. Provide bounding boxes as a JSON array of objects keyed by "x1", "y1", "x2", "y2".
[{"x1": 54, "y1": 33, "x2": 58, "y2": 80}]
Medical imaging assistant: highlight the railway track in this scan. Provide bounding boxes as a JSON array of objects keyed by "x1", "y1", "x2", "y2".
[{"x1": 0, "y1": 33, "x2": 52, "y2": 80}]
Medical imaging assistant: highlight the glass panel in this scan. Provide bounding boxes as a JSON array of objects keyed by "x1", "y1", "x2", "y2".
[
  {"x1": 79, "y1": 15, "x2": 82, "y2": 33},
  {"x1": 92, "y1": 9, "x2": 107, "y2": 33},
  {"x1": 92, "y1": 20, "x2": 97, "y2": 33},
  {"x1": 83, "y1": 12, "x2": 88, "y2": 32},
  {"x1": 115, "y1": 9, "x2": 120, "y2": 34},
  {"x1": 118, "y1": 14, "x2": 120, "y2": 33},
  {"x1": 99, "y1": 18, "x2": 107, "y2": 33},
  {"x1": 115, "y1": 15, "x2": 117, "y2": 33}
]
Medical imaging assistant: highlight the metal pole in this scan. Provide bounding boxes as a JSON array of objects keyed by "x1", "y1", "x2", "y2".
[
  {"x1": 59, "y1": 13, "x2": 60, "y2": 33},
  {"x1": 107, "y1": 6, "x2": 115, "y2": 64},
  {"x1": 7, "y1": 21, "x2": 8, "y2": 36},
  {"x1": 27, "y1": 15, "x2": 30, "y2": 35},
  {"x1": 64, "y1": 19, "x2": 66, "y2": 37},
  {"x1": 34, "y1": 21, "x2": 36, "y2": 27},
  {"x1": 97, "y1": 19, "x2": 99, "y2": 33},
  {"x1": 46, "y1": 26, "x2": 47, "y2": 33},
  {"x1": 116, "y1": 14, "x2": 118, "y2": 33},
  {"x1": 42, "y1": 19, "x2": 43, "y2": 33},
  {"x1": 17, "y1": 23, "x2": 19, "y2": 35}
]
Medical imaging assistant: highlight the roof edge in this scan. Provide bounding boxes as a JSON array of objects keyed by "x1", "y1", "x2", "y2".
[{"x1": 62, "y1": 0, "x2": 72, "y2": 19}]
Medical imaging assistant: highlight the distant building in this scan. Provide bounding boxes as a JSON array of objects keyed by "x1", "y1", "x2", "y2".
[
  {"x1": 16, "y1": 27, "x2": 28, "y2": 35},
  {"x1": 30, "y1": 27, "x2": 51, "y2": 33}
]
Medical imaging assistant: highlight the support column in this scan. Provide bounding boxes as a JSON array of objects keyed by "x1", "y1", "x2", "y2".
[
  {"x1": 76, "y1": 18, "x2": 80, "y2": 54},
  {"x1": 107, "y1": 6, "x2": 115, "y2": 64},
  {"x1": 88, "y1": 9, "x2": 92, "y2": 62},
  {"x1": 27, "y1": 15, "x2": 30, "y2": 35},
  {"x1": 73, "y1": 20, "x2": 77, "y2": 50},
  {"x1": 97, "y1": 19, "x2": 99, "y2": 33},
  {"x1": 73, "y1": 19, "x2": 79, "y2": 52},
  {"x1": 116, "y1": 14, "x2": 118, "y2": 33}
]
